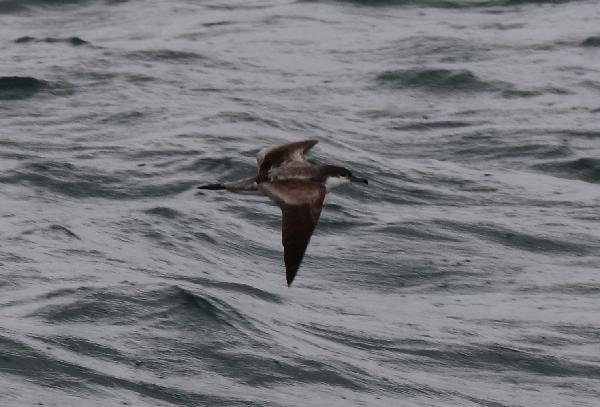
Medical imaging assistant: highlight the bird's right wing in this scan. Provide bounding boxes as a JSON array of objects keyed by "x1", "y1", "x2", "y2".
[
  {"x1": 260, "y1": 179, "x2": 326, "y2": 286},
  {"x1": 256, "y1": 140, "x2": 318, "y2": 182}
]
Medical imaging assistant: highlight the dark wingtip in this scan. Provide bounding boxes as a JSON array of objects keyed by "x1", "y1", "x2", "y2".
[
  {"x1": 286, "y1": 268, "x2": 298, "y2": 287},
  {"x1": 197, "y1": 183, "x2": 225, "y2": 190}
]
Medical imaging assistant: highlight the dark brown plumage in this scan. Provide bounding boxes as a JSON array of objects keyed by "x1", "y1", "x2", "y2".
[
  {"x1": 197, "y1": 139, "x2": 367, "y2": 286},
  {"x1": 261, "y1": 180, "x2": 325, "y2": 285}
]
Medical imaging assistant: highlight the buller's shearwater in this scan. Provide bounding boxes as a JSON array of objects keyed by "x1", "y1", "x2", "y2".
[{"x1": 198, "y1": 139, "x2": 368, "y2": 286}]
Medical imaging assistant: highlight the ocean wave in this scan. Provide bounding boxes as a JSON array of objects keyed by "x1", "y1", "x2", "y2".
[
  {"x1": 377, "y1": 67, "x2": 570, "y2": 98},
  {"x1": 21, "y1": 224, "x2": 81, "y2": 241},
  {"x1": 580, "y1": 36, "x2": 600, "y2": 47},
  {"x1": 126, "y1": 49, "x2": 208, "y2": 63},
  {"x1": 436, "y1": 220, "x2": 592, "y2": 254},
  {"x1": 26, "y1": 284, "x2": 254, "y2": 333},
  {"x1": 14, "y1": 36, "x2": 89, "y2": 46},
  {"x1": 0, "y1": 76, "x2": 48, "y2": 100},
  {"x1": 451, "y1": 137, "x2": 573, "y2": 161},
  {"x1": 533, "y1": 157, "x2": 600, "y2": 184},
  {"x1": 501, "y1": 0, "x2": 586, "y2": 5},
  {"x1": 388, "y1": 120, "x2": 478, "y2": 131},
  {"x1": 371, "y1": 222, "x2": 462, "y2": 243},
  {"x1": 0, "y1": 76, "x2": 73, "y2": 100},
  {"x1": 0, "y1": 332, "x2": 246, "y2": 406},
  {"x1": 144, "y1": 206, "x2": 183, "y2": 219},
  {"x1": 501, "y1": 86, "x2": 571, "y2": 98},
  {"x1": 206, "y1": 111, "x2": 283, "y2": 128},
  {"x1": 175, "y1": 287, "x2": 253, "y2": 329},
  {"x1": 304, "y1": 0, "x2": 582, "y2": 8},
  {"x1": 97, "y1": 110, "x2": 145, "y2": 124},
  {"x1": 403, "y1": 341, "x2": 600, "y2": 377},
  {"x1": 179, "y1": 156, "x2": 254, "y2": 174},
  {"x1": 378, "y1": 35, "x2": 492, "y2": 63},
  {"x1": 0, "y1": 161, "x2": 197, "y2": 199},
  {"x1": 0, "y1": 0, "x2": 123, "y2": 14},
  {"x1": 376, "y1": 68, "x2": 500, "y2": 92},
  {"x1": 172, "y1": 276, "x2": 283, "y2": 304}
]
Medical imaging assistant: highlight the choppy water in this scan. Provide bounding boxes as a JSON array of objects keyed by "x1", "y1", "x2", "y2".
[{"x1": 2, "y1": 0, "x2": 600, "y2": 406}]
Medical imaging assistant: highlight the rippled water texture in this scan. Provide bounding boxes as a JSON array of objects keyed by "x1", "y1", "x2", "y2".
[{"x1": 1, "y1": 0, "x2": 600, "y2": 406}]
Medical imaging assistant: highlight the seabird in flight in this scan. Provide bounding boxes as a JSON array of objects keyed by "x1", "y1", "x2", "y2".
[{"x1": 197, "y1": 140, "x2": 368, "y2": 286}]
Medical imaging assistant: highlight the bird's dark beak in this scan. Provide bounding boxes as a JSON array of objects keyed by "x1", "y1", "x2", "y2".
[{"x1": 350, "y1": 175, "x2": 368, "y2": 185}]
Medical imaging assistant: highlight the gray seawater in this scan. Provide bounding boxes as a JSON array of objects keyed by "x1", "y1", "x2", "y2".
[{"x1": 2, "y1": 0, "x2": 600, "y2": 406}]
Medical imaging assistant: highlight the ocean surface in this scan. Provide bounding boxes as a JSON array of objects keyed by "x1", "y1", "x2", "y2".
[{"x1": 1, "y1": 0, "x2": 600, "y2": 406}]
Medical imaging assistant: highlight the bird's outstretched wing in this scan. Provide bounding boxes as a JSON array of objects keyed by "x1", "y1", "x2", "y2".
[
  {"x1": 256, "y1": 140, "x2": 318, "y2": 182},
  {"x1": 260, "y1": 179, "x2": 326, "y2": 286}
]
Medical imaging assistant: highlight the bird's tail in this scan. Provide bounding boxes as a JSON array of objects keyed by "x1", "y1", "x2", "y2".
[{"x1": 197, "y1": 177, "x2": 258, "y2": 192}]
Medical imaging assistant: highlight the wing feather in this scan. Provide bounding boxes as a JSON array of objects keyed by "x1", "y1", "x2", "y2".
[
  {"x1": 260, "y1": 180, "x2": 325, "y2": 285},
  {"x1": 256, "y1": 140, "x2": 318, "y2": 182}
]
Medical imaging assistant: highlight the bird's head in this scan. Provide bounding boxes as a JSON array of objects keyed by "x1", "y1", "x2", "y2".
[{"x1": 320, "y1": 165, "x2": 368, "y2": 189}]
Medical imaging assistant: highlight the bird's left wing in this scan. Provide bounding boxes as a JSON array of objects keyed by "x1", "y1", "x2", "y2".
[
  {"x1": 256, "y1": 140, "x2": 318, "y2": 182},
  {"x1": 260, "y1": 180, "x2": 326, "y2": 286}
]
